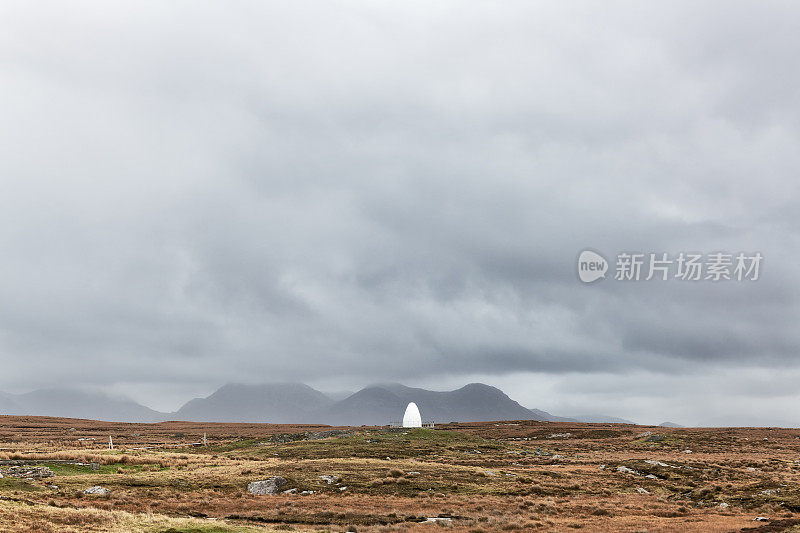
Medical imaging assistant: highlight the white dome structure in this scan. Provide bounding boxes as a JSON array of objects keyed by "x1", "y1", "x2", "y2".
[{"x1": 402, "y1": 402, "x2": 422, "y2": 428}]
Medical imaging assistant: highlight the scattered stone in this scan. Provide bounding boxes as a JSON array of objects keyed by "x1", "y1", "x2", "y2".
[
  {"x1": 48, "y1": 485, "x2": 58, "y2": 489},
  {"x1": 1, "y1": 466, "x2": 55, "y2": 479},
  {"x1": 548, "y1": 433, "x2": 572, "y2": 438},
  {"x1": 753, "y1": 516, "x2": 769, "y2": 522},
  {"x1": 616, "y1": 466, "x2": 640, "y2": 475},
  {"x1": 339, "y1": 486, "x2": 347, "y2": 491},
  {"x1": 424, "y1": 517, "x2": 452, "y2": 524},
  {"x1": 406, "y1": 471, "x2": 420, "y2": 477},
  {"x1": 247, "y1": 476, "x2": 287, "y2": 495},
  {"x1": 483, "y1": 470, "x2": 497, "y2": 476},
  {"x1": 718, "y1": 502, "x2": 729, "y2": 509},
  {"x1": 636, "y1": 487, "x2": 649, "y2": 494},
  {"x1": 761, "y1": 489, "x2": 779, "y2": 495},
  {"x1": 683, "y1": 450, "x2": 693, "y2": 454},
  {"x1": 319, "y1": 474, "x2": 341, "y2": 484},
  {"x1": 84, "y1": 486, "x2": 110, "y2": 495},
  {"x1": 645, "y1": 474, "x2": 659, "y2": 480},
  {"x1": 281, "y1": 488, "x2": 297, "y2": 494},
  {"x1": 300, "y1": 490, "x2": 315, "y2": 495},
  {"x1": 645, "y1": 460, "x2": 676, "y2": 468}
]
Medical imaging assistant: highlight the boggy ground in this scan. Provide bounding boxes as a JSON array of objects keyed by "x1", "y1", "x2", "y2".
[{"x1": 1, "y1": 416, "x2": 800, "y2": 532}]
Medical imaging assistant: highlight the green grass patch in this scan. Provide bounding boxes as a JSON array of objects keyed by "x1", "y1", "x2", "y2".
[
  {"x1": 237, "y1": 429, "x2": 502, "y2": 461},
  {"x1": 0, "y1": 477, "x2": 45, "y2": 492},
  {"x1": 44, "y1": 462, "x2": 149, "y2": 476}
]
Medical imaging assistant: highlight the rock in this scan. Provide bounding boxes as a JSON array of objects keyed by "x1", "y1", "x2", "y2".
[
  {"x1": 636, "y1": 487, "x2": 649, "y2": 494},
  {"x1": 718, "y1": 502, "x2": 729, "y2": 509},
  {"x1": 645, "y1": 460, "x2": 675, "y2": 468},
  {"x1": 319, "y1": 474, "x2": 340, "y2": 484},
  {"x1": 645, "y1": 474, "x2": 659, "y2": 480},
  {"x1": 339, "y1": 486, "x2": 347, "y2": 491},
  {"x1": 645, "y1": 435, "x2": 665, "y2": 443},
  {"x1": 753, "y1": 517, "x2": 769, "y2": 522},
  {"x1": 483, "y1": 470, "x2": 497, "y2": 476},
  {"x1": 1, "y1": 466, "x2": 55, "y2": 478},
  {"x1": 247, "y1": 476, "x2": 287, "y2": 495},
  {"x1": 84, "y1": 486, "x2": 110, "y2": 495},
  {"x1": 683, "y1": 449, "x2": 693, "y2": 454},
  {"x1": 406, "y1": 471, "x2": 420, "y2": 477},
  {"x1": 616, "y1": 466, "x2": 639, "y2": 475},
  {"x1": 281, "y1": 488, "x2": 297, "y2": 494}
]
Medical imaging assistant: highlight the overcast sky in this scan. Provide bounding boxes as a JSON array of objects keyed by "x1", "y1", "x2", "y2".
[{"x1": 1, "y1": 2, "x2": 798, "y2": 426}]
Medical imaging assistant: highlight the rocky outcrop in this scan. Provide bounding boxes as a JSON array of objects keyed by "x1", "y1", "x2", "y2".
[
  {"x1": 1, "y1": 466, "x2": 54, "y2": 478},
  {"x1": 247, "y1": 476, "x2": 287, "y2": 495}
]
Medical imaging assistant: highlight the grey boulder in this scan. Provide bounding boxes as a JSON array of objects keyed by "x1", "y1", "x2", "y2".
[{"x1": 247, "y1": 476, "x2": 287, "y2": 495}]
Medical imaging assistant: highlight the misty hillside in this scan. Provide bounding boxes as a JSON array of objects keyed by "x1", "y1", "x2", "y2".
[
  {"x1": 0, "y1": 392, "x2": 22, "y2": 414},
  {"x1": 569, "y1": 414, "x2": 635, "y2": 424},
  {"x1": 0, "y1": 383, "x2": 629, "y2": 425},
  {"x1": 315, "y1": 383, "x2": 574, "y2": 425},
  {"x1": 173, "y1": 383, "x2": 333, "y2": 423},
  {"x1": 8, "y1": 388, "x2": 164, "y2": 423}
]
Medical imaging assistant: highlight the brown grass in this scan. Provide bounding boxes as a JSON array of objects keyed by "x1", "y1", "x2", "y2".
[{"x1": 1, "y1": 415, "x2": 799, "y2": 531}]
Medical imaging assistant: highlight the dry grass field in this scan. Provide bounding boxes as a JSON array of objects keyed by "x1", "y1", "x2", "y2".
[{"x1": 1, "y1": 416, "x2": 800, "y2": 532}]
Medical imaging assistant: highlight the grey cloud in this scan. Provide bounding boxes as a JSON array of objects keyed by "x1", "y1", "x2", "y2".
[{"x1": 0, "y1": 2, "x2": 798, "y2": 423}]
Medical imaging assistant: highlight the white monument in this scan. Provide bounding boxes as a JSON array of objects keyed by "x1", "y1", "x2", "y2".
[{"x1": 402, "y1": 402, "x2": 422, "y2": 428}]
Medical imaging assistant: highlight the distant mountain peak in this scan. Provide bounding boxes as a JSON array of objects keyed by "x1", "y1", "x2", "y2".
[{"x1": 0, "y1": 381, "x2": 630, "y2": 427}]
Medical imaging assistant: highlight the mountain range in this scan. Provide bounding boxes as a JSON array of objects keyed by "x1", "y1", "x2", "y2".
[{"x1": 0, "y1": 383, "x2": 635, "y2": 425}]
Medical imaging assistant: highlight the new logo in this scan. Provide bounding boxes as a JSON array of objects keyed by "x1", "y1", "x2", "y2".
[{"x1": 577, "y1": 250, "x2": 608, "y2": 283}]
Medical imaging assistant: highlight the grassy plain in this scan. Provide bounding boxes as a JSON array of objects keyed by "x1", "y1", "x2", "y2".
[{"x1": 1, "y1": 416, "x2": 799, "y2": 531}]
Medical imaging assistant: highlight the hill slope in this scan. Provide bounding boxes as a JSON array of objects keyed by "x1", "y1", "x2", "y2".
[
  {"x1": 10, "y1": 388, "x2": 165, "y2": 422},
  {"x1": 315, "y1": 382, "x2": 573, "y2": 425},
  {"x1": 173, "y1": 383, "x2": 333, "y2": 423}
]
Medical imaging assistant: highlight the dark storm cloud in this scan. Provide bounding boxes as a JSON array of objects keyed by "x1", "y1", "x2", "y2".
[{"x1": 0, "y1": 1, "x2": 798, "y2": 422}]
